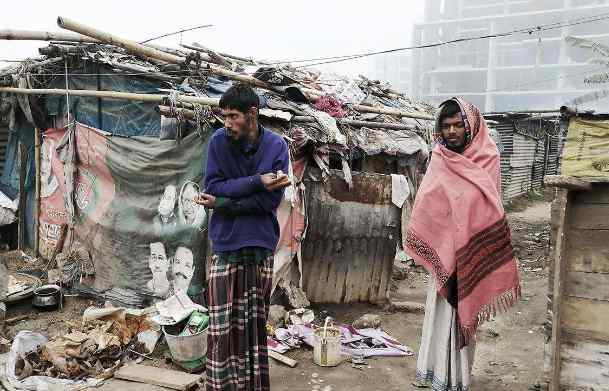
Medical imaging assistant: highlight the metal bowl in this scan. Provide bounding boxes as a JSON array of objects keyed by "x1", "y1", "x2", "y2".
[{"x1": 32, "y1": 285, "x2": 62, "y2": 310}]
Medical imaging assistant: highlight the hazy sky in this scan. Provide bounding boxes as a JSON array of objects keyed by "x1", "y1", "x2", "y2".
[{"x1": 1, "y1": 0, "x2": 426, "y2": 77}]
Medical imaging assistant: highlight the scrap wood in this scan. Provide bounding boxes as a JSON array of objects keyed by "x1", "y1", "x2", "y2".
[
  {"x1": 268, "y1": 350, "x2": 298, "y2": 368},
  {"x1": 388, "y1": 301, "x2": 425, "y2": 313},
  {"x1": 544, "y1": 175, "x2": 593, "y2": 191},
  {"x1": 4, "y1": 315, "x2": 29, "y2": 325},
  {"x1": 114, "y1": 364, "x2": 201, "y2": 390}
]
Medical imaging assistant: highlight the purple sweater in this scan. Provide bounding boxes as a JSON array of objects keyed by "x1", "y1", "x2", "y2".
[{"x1": 204, "y1": 127, "x2": 289, "y2": 252}]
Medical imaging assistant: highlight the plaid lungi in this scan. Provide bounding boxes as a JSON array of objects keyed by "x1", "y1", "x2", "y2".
[{"x1": 206, "y1": 254, "x2": 273, "y2": 391}]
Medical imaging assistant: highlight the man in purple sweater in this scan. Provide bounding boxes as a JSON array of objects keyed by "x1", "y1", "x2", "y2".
[{"x1": 195, "y1": 83, "x2": 290, "y2": 391}]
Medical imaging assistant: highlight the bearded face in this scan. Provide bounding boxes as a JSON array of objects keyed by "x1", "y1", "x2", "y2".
[{"x1": 172, "y1": 246, "x2": 194, "y2": 292}]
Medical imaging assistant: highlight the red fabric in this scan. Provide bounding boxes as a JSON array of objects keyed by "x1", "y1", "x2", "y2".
[
  {"x1": 404, "y1": 97, "x2": 520, "y2": 346},
  {"x1": 314, "y1": 95, "x2": 347, "y2": 118}
]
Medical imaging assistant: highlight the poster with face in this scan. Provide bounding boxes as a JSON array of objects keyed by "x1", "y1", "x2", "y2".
[
  {"x1": 171, "y1": 246, "x2": 194, "y2": 294},
  {"x1": 178, "y1": 182, "x2": 206, "y2": 227},
  {"x1": 39, "y1": 123, "x2": 206, "y2": 301},
  {"x1": 40, "y1": 139, "x2": 59, "y2": 198},
  {"x1": 147, "y1": 242, "x2": 170, "y2": 297},
  {"x1": 159, "y1": 185, "x2": 177, "y2": 223}
]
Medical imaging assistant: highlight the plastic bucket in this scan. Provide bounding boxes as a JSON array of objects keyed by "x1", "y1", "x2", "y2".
[
  {"x1": 162, "y1": 324, "x2": 208, "y2": 362},
  {"x1": 313, "y1": 327, "x2": 341, "y2": 367}
]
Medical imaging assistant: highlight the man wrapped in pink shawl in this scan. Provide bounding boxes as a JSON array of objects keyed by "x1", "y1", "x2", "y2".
[{"x1": 406, "y1": 98, "x2": 520, "y2": 390}]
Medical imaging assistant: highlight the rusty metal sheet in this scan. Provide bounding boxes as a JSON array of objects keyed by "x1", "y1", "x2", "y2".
[
  {"x1": 302, "y1": 169, "x2": 400, "y2": 303},
  {"x1": 320, "y1": 170, "x2": 393, "y2": 205}
]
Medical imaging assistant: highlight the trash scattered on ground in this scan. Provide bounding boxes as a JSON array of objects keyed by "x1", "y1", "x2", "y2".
[
  {"x1": 150, "y1": 291, "x2": 206, "y2": 325},
  {"x1": 288, "y1": 308, "x2": 315, "y2": 326},
  {"x1": 2, "y1": 290, "x2": 210, "y2": 388},
  {"x1": 388, "y1": 301, "x2": 425, "y2": 313},
  {"x1": 352, "y1": 314, "x2": 381, "y2": 330},
  {"x1": 0, "y1": 336, "x2": 10, "y2": 354},
  {"x1": 114, "y1": 363, "x2": 202, "y2": 390},
  {"x1": 486, "y1": 329, "x2": 500, "y2": 338},
  {"x1": 5, "y1": 273, "x2": 42, "y2": 303},
  {"x1": 268, "y1": 305, "x2": 288, "y2": 328},
  {"x1": 351, "y1": 354, "x2": 367, "y2": 370},
  {"x1": 268, "y1": 350, "x2": 298, "y2": 368},
  {"x1": 4, "y1": 315, "x2": 29, "y2": 325},
  {"x1": 268, "y1": 318, "x2": 413, "y2": 360}
]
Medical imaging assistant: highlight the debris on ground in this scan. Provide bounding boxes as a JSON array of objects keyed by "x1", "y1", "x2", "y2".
[
  {"x1": 352, "y1": 314, "x2": 381, "y2": 329},
  {"x1": 0, "y1": 336, "x2": 10, "y2": 354},
  {"x1": 267, "y1": 305, "x2": 288, "y2": 329},
  {"x1": 268, "y1": 350, "x2": 298, "y2": 368},
  {"x1": 268, "y1": 321, "x2": 412, "y2": 359},
  {"x1": 350, "y1": 355, "x2": 367, "y2": 370},
  {"x1": 388, "y1": 301, "x2": 425, "y2": 313},
  {"x1": 2, "y1": 290, "x2": 209, "y2": 388},
  {"x1": 114, "y1": 363, "x2": 202, "y2": 390},
  {"x1": 287, "y1": 308, "x2": 315, "y2": 326}
]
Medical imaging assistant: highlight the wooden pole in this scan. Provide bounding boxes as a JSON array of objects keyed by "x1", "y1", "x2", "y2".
[
  {"x1": 56, "y1": 17, "x2": 184, "y2": 64},
  {"x1": 34, "y1": 128, "x2": 41, "y2": 257},
  {"x1": 544, "y1": 175, "x2": 593, "y2": 191},
  {"x1": 17, "y1": 142, "x2": 27, "y2": 250},
  {"x1": 0, "y1": 86, "x2": 431, "y2": 128},
  {"x1": 180, "y1": 43, "x2": 231, "y2": 67},
  {"x1": 350, "y1": 104, "x2": 434, "y2": 121},
  {"x1": 191, "y1": 42, "x2": 256, "y2": 64},
  {"x1": 549, "y1": 190, "x2": 570, "y2": 391},
  {"x1": 0, "y1": 29, "x2": 98, "y2": 43},
  {"x1": 56, "y1": 16, "x2": 273, "y2": 90},
  {"x1": 158, "y1": 105, "x2": 416, "y2": 130},
  {"x1": 0, "y1": 87, "x2": 219, "y2": 106}
]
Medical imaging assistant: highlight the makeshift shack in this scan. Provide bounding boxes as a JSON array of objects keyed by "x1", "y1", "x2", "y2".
[
  {"x1": 484, "y1": 112, "x2": 563, "y2": 200},
  {"x1": 543, "y1": 108, "x2": 609, "y2": 391},
  {"x1": 0, "y1": 17, "x2": 434, "y2": 307}
]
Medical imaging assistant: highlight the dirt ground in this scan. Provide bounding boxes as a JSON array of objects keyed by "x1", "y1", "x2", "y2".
[{"x1": 1, "y1": 195, "x2": 553, "y2": 391}]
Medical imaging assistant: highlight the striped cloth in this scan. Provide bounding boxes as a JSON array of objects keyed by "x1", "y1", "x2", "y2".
[
  {"x1": 206, "y1": 254, "x2": 273, "y2": 391},
  {"x1": 216, "y1": 246, "x2": 273, "y2": 266}
]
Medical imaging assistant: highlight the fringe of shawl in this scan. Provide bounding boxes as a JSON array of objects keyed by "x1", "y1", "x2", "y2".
[{"x1": 459, "y1": 284, "x2": 521, "y2": 348}]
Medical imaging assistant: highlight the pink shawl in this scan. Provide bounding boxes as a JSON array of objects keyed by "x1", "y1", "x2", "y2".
[{"x1": 405, "y1": 98, "x2": 520, "y2": 346}]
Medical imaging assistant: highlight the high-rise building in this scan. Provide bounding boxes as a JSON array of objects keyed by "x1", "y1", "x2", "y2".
[
  {"x1": 411, "y1": 0, "x2": 609, "y2": 112},
  {"x1": 370, "y1": 53, "x2": 413, "y2": 95}
]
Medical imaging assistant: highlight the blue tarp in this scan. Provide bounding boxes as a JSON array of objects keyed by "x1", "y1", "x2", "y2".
[{"x1": 45, "y1": 64, "x2": 164, "y2": 137}]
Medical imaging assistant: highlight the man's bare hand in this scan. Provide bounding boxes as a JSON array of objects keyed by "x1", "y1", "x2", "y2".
[
  {"x1": 194, "y1": 193, "x2": 217, "y2": 208},
  {"x1": 260, "y1": 173, "x2": 291, "y2": 192}
]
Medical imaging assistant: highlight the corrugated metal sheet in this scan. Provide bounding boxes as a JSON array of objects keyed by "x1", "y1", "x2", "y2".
[
  {"x1": 302, "y1": 170, "x2": 399, "y2": 304},
  {"x1": 492, "y1": 119, "x2": 562, "y2": 200}
]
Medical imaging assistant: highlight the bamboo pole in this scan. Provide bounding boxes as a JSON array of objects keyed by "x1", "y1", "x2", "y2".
[
  {"x1": 0, "y1": 86, "x2": 430, "y2": 126},
  {"x1": 337, "y1": 118, "x2": 416, "y2": 131},
  {"x1": 0, "y1": 29, "x2": 98, "y2": 43},
  {"x1": 34, "y1": 128, "x2": 41, "y2": 257},
  {"x1": 17, "y1": 142, "x2": 26, "y2": 250},
  {"x1": 350, "y1": 104, "x2": 434, "y2": 121},
  {"x1": 191, "y1": 42, "x2": 256, "y2": 64},
  {"x1": 292, "y1": 116, "x2": 416, "y2": 130},
  {"x1": 180, "y1": 43, "x2": 231, "y2": 67},
  {"x1": 56, "y1": 16, "x2": 274, "y2": 90},
  {"x1": 54, "y1": 15, "x2": 431, "y2": 122},
  {"x1": 158, "y1": 105, "x2": 416, "y2": 131},
  {"x1": 56, "y1": 17, "x2": 184, "y2": 64},
  {"x1": 0, "y1": 87, "x2": 219, "y2": 106}
]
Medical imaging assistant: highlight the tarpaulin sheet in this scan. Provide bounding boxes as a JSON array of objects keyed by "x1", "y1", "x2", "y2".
[
  {"x1": 1, "y1": 111, "x2": 37, "y2": 246},
  {"x1": 39, "y1": 122, "x2": 210, "y2": 300},
  {"x1": 45, "y1": 64, "x2": 163, "y2": 136},
  {"x1": 562, "y1": 118, "x2": 609, "y2": 178}
]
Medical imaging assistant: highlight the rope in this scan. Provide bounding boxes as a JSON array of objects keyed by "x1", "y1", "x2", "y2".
[{"x1": 167, "y1": 90, "x2": 183, "y2": 144}]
